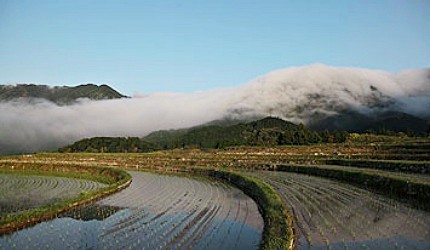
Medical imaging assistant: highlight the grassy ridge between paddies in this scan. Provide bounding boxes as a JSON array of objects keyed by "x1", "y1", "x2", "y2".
[
  {"x1": 129, "y1": 165, "x2": 294, "y2": 250},
  {"x1": 325, "y1": 159, "x2": 430, "y2": 175},
  {"x1": 187, "y1": 167, "x2": 294, "y2": 250},
  {"x1": 0, "y1": 161, "x2": 131, "y2": 235},
  {"x1": 276, "y1": 164, "x2": 430, "y2": 211}
]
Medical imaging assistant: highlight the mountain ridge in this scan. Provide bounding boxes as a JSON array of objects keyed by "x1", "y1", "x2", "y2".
[
  {"x1": 60, "y1": 117, "x2": 327, "y2": 152},
  {"x1": 221, "y1": 64, "x2": 430, "y2": 134},
  {"x1": 0, "y1": 83, "x2": 127, "y2": 105},
  {"x1": 226, "y1": 64, "x2": 430, "y2": 122},
  {"x1": 1, "y1": 64, "x2": 429, "y2": 155},
  {"x1": 144, "y1": 117, "x2": 323, "y2": 149}
]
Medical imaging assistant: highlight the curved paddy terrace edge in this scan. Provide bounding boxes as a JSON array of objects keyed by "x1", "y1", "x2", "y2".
[
  {"x1": 0, "y1": 162, "x2": 132, "y2": 235},
  {"x1": 0, "y1": 161, "x2": 293, "y2": 250},
  {"x1": 189, "y1": 167, "x2": 294, "y2": 250},
  {"x1": 4, "y1": 144, "x2": 429, "y2": 250}
]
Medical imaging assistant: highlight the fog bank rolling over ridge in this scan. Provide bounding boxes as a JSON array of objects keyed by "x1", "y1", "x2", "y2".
[
  {"x1": 1, "y1": 64, "x2": 429, "y2": 154},
  {"x1": 230, "y1": 64, "x2": 430, "y2": 122},
  {"x1": 0, "y1": 92, "x2": 230, "y2": 154}
]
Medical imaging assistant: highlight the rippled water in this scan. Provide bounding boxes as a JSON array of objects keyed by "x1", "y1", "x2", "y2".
[
  {"x1": 251, "y1": 171, "x2": 430, "y2": 250},
  {"x1": 0, "y1": 171, "x2": 263, "y2": 249}
]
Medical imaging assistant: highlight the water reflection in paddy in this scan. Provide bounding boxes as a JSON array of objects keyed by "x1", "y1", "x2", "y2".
[{"x1": 0, "y1": 171, "x2": 263, "y2": 249}]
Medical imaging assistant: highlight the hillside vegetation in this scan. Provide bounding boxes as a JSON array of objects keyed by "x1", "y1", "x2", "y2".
[
  {"x1": 309, "y1": 110, "x2": 430, "y2": 136},
  {"x1": 145, "y1": 117, "x2": 328, "y2": 149},
  {"x1": 58, "y1": 137, "x2": 157, "y2": 153},
  {"x1": 59, "y1": 117, "x2": 350, "y2": 153},
  {"x1": 0, "y1": 84, "x2": 127, "y2": 105}
]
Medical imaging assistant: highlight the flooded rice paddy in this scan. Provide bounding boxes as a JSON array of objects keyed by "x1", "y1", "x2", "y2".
[
  {"x1": 0, "y1": 171, "x2": 263, "y2": 249},
  {"x1": 0, "y1": 174, "x2": 107, "y2": 217},
  {"x1": 251, "y1": 171, "x2": 430, "y2": 250}
]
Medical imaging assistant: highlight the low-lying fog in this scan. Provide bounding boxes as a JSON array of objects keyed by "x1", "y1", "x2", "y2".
[{"x1": 1, "y1": 64, "x2": 429, "y2": 154}]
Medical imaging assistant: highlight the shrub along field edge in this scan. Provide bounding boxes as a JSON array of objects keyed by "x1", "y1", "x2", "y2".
[{"x1": 0, "y1": 162, "x2": 132, "y2": 235}]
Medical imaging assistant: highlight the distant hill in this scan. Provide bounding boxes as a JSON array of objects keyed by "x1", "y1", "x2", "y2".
[
  {"x1": 142, "y1": 116, "x2": 261, "y2": 149},
  {"x1": 59, "y1": 117, "x2": 324, "y2": 153},
  {"x1": 0, "y1": 83, "x2": 127, "y2": 105},
  {"x1": 221, "y1": 64, "x2": 430, "y2": 135},
  {"x1": 235, "y1": 65, "x2": 429, "y2": 117},
  {"x1": 58, "y1": 137, "x2": 158, "y2": 153},
  {"x1": 145, "y1": 117, "x2": 322, "y2": 149},
  {"x1": 308, "y1": 110, "x2": 429, "y2": 136}
]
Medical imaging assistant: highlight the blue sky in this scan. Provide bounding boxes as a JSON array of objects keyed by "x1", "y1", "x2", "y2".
[{"x1": 0, "y1": 0, "x2": 429, "y2": 95}]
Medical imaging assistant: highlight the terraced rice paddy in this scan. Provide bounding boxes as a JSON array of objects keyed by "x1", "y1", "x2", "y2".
[
  {"x1": 1, "y1": 138, "x2": 429, "y2": 249},
  {"x1": 0, "y1": 171, "x2": 263, "y2": 249},
  {"x1": 250, "y1": 171, "x2": 430, "y2": 249},
  {"x1": 0, "y1": 174, "x2": 107, "y2": 217}
]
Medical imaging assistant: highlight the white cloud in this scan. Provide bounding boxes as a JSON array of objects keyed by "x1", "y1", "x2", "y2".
[{"x1": 1, "y1": 64, "x2": 429, "y2": 154}]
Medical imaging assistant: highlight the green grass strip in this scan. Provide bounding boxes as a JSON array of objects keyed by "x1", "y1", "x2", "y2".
[
  {"x1": 325, "y1": 159, "x2": 430, "y2": 175},
  {"x1": 0, "y1": 169, "x2": 116, "y2": 184},
  {"x1": 192, "y1": 167, "x2": 294, "y2": 250},
  {"x1": 0, "y1": 163, "x2": 131, "y2": 234}
]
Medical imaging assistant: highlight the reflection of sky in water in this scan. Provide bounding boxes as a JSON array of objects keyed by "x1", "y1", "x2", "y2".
[
  {"x1": 254, "y1": 171, "x2": 430, "y2": 250},
  {"x1": 0, "y1": 207, "x2": 261, "y2": 249},
  {"x1": 311, "y1": 237, "x2": 430, "y2": 250},
  {"x1": 0, "y1": 172, "x2": 263, "y2": 249},
  {"x1": 0, "y1": 174, "x2": 106, "y2": 217}
]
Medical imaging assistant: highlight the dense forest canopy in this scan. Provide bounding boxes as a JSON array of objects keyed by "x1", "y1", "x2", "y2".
[
  {"x1": 60, "y1": 117, "x2": 351, "y2": 153},
  {"x1": 58, "y1": 137, "x2": 157, "y2": 153}
]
